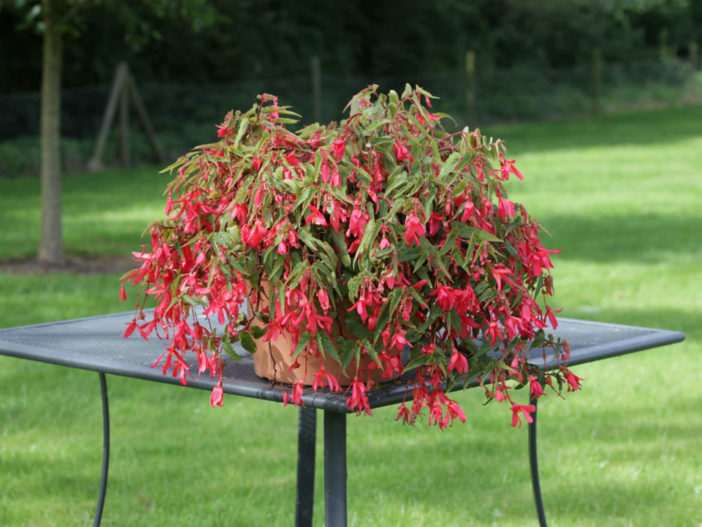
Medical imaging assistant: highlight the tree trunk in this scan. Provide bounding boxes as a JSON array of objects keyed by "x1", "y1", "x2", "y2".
[{"x1": 38, "y1": 6, "x2": 64, "y2": 265}]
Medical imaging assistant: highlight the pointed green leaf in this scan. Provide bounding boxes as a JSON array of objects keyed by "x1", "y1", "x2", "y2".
[
  {"x1": 222, "y1": 338, "x2": 241, "y2": 361},
  {"x1": 239, "y1": 330, "x2": 257, "y2": 354},
  {"x1": 292, "y1": 332, "x2": 311, "y2": 360}
]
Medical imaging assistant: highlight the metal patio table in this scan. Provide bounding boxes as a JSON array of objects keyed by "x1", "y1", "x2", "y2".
[{"x1": 0, "y1": 311, "x2": 684, "y2": 527}]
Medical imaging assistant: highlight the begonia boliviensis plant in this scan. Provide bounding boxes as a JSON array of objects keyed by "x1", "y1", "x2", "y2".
[{"x1": 122, "y1": 84, "x2": 579, "y2": 429}]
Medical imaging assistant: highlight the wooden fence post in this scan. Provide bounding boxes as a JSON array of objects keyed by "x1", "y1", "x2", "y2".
[
  {"x1": 119, "y1": 76, "x2": 130, "y2": 166},
  {"x1": 311, "y1": 55, "x2": 322, "y2": 123},
  {"x1": 88, "y1": 63, "x2": 128, "y2": 171},
  {"x1": 465, "y1": 50, "x2": 476, "y2": 124},
  {"x1": 688, "y1": 41, "x2": 699, "y2": 99},
  {"x1": 591, "y1": 48, "x2": 602, "y2": 116},
  {"x1": 88, "y1": 62, "x2": 163, "y2": 172},
  {"x1": 124, "y1": 72, "x2": 164, "y2": 163}
]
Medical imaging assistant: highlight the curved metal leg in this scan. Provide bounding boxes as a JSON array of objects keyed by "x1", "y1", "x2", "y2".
[
  {"x1": 528, "y1": 395, "x2": 547, "y2": 527},
  {"x1": 94, "y1": 372, "x2": 110, "y2": 527},
  {"x1": 295, "y1": 407, "x2": 316, "y2": 527}
]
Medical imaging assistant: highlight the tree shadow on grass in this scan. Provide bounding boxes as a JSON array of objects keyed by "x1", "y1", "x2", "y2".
[
  {"x1": 557, "y1": 305, "x2": 700, "y2": 341},
  {"x1": 486, "y1": 103, "x2": 702, "y2": 154},
  {"x1": 345, "y1": 404, "x2": 696, "y2": 526},
  {"x1": 538, "y1": 213, "x2": 700, "y2": 264}
]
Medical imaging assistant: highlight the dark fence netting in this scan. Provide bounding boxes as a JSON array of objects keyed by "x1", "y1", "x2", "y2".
[{"x1": 0, "y1": 55, "x2": 698, "y2": 177}]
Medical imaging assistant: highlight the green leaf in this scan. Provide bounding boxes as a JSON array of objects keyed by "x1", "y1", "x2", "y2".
[
  {"x1": 347, "y1": 274, "x2": 364, "y2": 301},
  {"x1": 331, "y1": 229, "x2": 352, "y2": 267},
  {"x1": 361, "y1": 338, "x2": 380, "y2": 367},
  {"x1": 225, "y1": 254, "x2": 247, "y2": 274},
  {"x1": 182, "y1": 295, "x2": 207, "y2": 307},
  {"x1": 250, "y1": 326, "x2": 266, "y2": 339},
  {"x1": 383, "y1": 168, "x2": 408, "y2": 198},
  {"x1": 451, "y1": 180, "x2": 469, "y2": 198},
  {"x1": 341, "y1": 340, "x2": 356, "y2": 372},
  {"x1": 473, "y1": 280, "x2": 489, "y2": 297},
  {"x1": 369, "y1": 136, "x2": 394, "y2": 147},
  {"x1": 354, "y1": 217, "x2": 377, "y2": 263},
  {"x1": 233, "y1": 118, "x2": 249, "y2": 147},
  {"x1": 388, "y1": 288, "x2": 405, "y2": 321},
  {"x1": 452, "y1": 222, "x2": 502, "y2": 243},
  {"x1": 268, "y1": 252, "x2": 286, "y2": 284},
  {"x1": 533, "y1": 275, "x2": 544, "y2": 298},
  {"x1": 239, "y1": 330, "x2": 257, "y2": 354},
  {"x1": 286, "y1": 260, "x2": 309, "y2": 290},
  {"x1": 439, "y1": 152, "x2": 462, "y2": 178},
  {"x1": 316, "y1": 240, "x2": 339, "y2": 270},
  {"x1": 422, "y1": 197, "x2": 434, "y2": 225},
  {"x1": 297, "y1": 228, "x2": 318, "y2": 251},
  {"x1": 411, "y1": 250, "x2": 429, "y2": 273},
  {"x1": 293, "y1": 185, "x2": 316, "y2": 214},
  {"x1": 504, "y1": 239, "x2": 519, "y2": 258},
  {"x1": 278, "y1": 285, "x2": 286, "y2": 316},
  {"x1": 280, "y1": 178, "x2": 302, "y2": 195},
  {"x1": 276, "y1": 117, "x2": 300, "y2": 124},
  {"x1": 222, "y1": 338, "x2": 241, "y2": 361},
  {"x1": 292, "y1": 332, "x2": 311, "y2": 360},
  {"x1": 439, "y1": 228, "x2": 460, "y2": 256},
  {"x1": 404, "y1": 353, "x2": 436, "y2": 371},
  {"x1": 363, "y1": 118, "x2": 392, "y2": 135},
  {"x1": 317, "y1": 331, "x2": 340, "y2": 363},
  {"x1": 408, "y1": 286, "x2": 429, "y2": 309},
  {"x1": 397, "y1": 246, "x2": 422, "y2": 262}
]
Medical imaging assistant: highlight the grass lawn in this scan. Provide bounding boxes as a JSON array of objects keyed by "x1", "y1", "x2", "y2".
[{"x1": 1, "y1": 103, "x2": 701, "y2": 526}]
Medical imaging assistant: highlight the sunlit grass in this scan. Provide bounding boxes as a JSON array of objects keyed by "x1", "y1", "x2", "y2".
[
  {"x1": 1, "y1": 104, "x2": 701, "y2": 526},
  {"x1": 0, "y1": 166, "x2": 170, "y2": 260}
]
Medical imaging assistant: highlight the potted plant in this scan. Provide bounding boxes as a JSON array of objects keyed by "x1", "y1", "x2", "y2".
[{"x1": 121, "y1": 84, "x2": 578, "y2": 428}]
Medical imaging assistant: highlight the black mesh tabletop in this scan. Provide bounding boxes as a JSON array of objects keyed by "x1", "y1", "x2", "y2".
[{"x1": 0, "y1": 312, "x2": 684, "y2": 412}]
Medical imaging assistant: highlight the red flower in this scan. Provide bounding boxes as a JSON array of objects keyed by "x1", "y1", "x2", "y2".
[
  {"x1": 393, "y1": 141, "x2": 414, "y2": 166},
  {"x1": 497, "y1": 197, "x2": 516, "y2": 221},
  {"x1": 448, "y1": 350, "x2": 469, "y2": 375},
  {"x1": 123, "y1": 319, "x2": 138, "y2": 338},
  {"x1": 565, "y1": 371, "x2": 582, "y2": 392},
  {"x1": 291, "y1": 382, "x2": 305, "y2": 407},
  {"x1": 241, "y1": 221, "x2": 267, "y2": 248},
  {"x1": 396, "y1": 402, "x2": 414, "y2": 425},
  {"x1": 431, "y1": 285, "x2": 457, "y2": 311},
  {"x1": 346, "y1": 207, "x2": 368, "y2": 238},
  {"x1": 346, "y1": 380, "x2": 371, "y2": 415},
  {"x1": 312, "y1": 368, "x2": 341, "y2": 393},
  {"x1": 528, "y1": 375, "x2": 547, "y2": 398},
  {"x1": 305, "y1": 205, "x2": 328, "y2": 226},
  {"x1": 332, "y1": 139, "x2": 345, "y2": 160},
  {"x1": 209, "y1": 380, "x2": 224, "y2": 407},
  {"x1": 510, "y1": 404, "x2": 536, "y2": 427},
  {"x1": 499, "y1": 153, "x2": 523, "y2": 180},
  {"x1": 404, "y1": 214, "x2": 425, "y2": 246},
  {"x1": 216, "y1": 125, "x2": 231, "y2": 138},
  {"x1": 317, "y1": 288, "x2": 331, "y2": 312}
]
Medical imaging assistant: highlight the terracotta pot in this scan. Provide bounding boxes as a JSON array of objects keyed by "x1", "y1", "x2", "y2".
[{"x1": 247, "y1": 280, "x2": 387, "y2": 386}]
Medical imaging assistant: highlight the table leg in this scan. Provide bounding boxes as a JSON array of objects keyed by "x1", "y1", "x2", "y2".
[
  {"x1": 94, "y1": 372, "x2": 110, "y2": 527},
  {"x1": 295, "y1": 407, "x2": 316, "y2": 527},
  {"x1": 323, "y1": 411, "x2": 347, "y2": 527},
  {"x1": 528, "y1": 394, "x2": 547, "y2": 527}
]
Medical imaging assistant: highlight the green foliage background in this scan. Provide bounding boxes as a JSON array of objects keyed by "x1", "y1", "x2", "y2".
[{"x1": 2, "y1": 0, "x2": 701, "y2": 92}]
